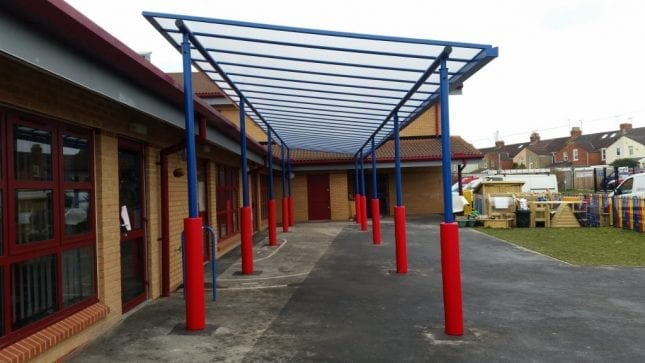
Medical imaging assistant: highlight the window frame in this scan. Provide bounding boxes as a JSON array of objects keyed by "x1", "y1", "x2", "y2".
[
  {"x1": 215, "y1": 164, "x2": 240, "y2": 240},
  {"x1": 7, "y1": 117, "x2": 60, "y2": 256},
  {"x1": 0, "y1": 110, "x2": 97, "y2": 347}
]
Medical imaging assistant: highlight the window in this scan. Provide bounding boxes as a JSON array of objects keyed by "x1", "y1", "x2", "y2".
[
  {"x1": 572, "y1": 149, "x2": 579, "y2": 161},
  {"x1": 616, "y1": 148, "x2": 621, "y2": 156},
  {"x1": 1, "y1": 111, "x2": 96, "y2": 346},
  {"x1": 601, "y1": 148, "x2": 607, "y2": 161},
  {"x1": 215, "y1": 165, "x2": 239, "y2": 240},
  {"x1": 616, "y1": 177, "x2": 633, "y2": 195},
  {"x1": 628, "y1": 145, "x2": 634, "y2": 156},
  {"x1": 563, "y1": 152, "x2": 568, "y2": 161}
]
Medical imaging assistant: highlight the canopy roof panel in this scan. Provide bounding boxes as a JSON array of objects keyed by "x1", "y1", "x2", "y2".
[{"x1": 144, "y1": 12, "x2": 498, "y2": 155}]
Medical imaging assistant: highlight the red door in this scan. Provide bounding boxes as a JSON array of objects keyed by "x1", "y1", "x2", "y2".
[{"x1": 307, "y1": 174, "x2": 331, "y2": 220}]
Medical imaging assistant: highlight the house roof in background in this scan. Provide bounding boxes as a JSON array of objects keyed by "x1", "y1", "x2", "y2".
[
  {"x1": 481, "y1": 126, "x2": 645, "y2": 157},
  {"x1": 167, "y1": 72, "x2": 224, "y2": 98},
  {"x1": 276, "y1": 136, "x2": 482, "y2": 165}
]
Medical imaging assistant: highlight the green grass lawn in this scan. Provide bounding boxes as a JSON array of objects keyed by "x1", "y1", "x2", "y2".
[{"x1": 478, "y1": 227, "x2": 644, "y2": 267}]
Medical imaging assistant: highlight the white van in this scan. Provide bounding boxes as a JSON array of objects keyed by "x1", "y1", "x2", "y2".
[{"x1": 611, "y1": 173, "x2": 645, "y2": 197}]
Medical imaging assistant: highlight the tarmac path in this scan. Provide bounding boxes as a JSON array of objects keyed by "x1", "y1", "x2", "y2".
[{"x1": 68, "y1": 218, "x2": 645, "y2": 362}]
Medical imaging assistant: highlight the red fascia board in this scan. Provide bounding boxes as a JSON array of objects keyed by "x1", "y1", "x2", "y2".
[{"x1": 4, "y1": 1, "x2": 264, "y2": 155}]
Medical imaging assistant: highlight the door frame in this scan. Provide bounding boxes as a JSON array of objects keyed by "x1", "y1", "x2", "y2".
[{"x1": 118, "y1": 138, "x2": 147, "y2": 313}]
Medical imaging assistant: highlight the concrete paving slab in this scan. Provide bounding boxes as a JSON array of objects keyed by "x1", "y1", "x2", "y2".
[{"x1": 67, "y1": 217, "x2": 645, "y2": 362}]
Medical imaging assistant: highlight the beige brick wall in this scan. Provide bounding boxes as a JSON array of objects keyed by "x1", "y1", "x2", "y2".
[
  {"x1": 292, "y1": 175, "x2": 308, "y2": 222},
  {"x1": 206, "y1": 161, "x2": 218, "y2": 258},
  {"x1": 167, "y1": 152, "x2": 189, "y2": 291},
  {"x1": 94, "y1": 132, "x2": 122, "y2": 317},
  {"x1": 145, "y1": 146, "x2": 163, "y2": 299},
  {"x1": 387, "y1": 167, "x2": 444, "y2": 215},
  {"x1": 330, "y1": 172, "x2": 351, "y2": 221},
  {"x1": 400, "y1": 104, "x2": 439, "y2": 137}
]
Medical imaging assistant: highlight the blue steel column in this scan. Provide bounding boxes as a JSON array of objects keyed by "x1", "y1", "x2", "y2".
[
  {"x1": 240, "y1": 100, "x2": 249, "y2": 207},
  {"x1": 281, "y1": 144, "x2": 286, "y2": 197},
  {"x1": 287, "y1": 148, "x2": 294, "y2": 226},
  {"x1": 180, "y1": 26, "x2": 204, "y2": 330},
  {"x1": 287, "y1": 148, "x2": 292, "y2": 198},
  {"x1": 267, "y1": 129, "x2": 277, "y2": 245},
  {"x1": 394, "y1": 114, "x2": 403, "y2": 207},
  {"x1": 439, "y1": 52, "x2": 464, "y2": 336},
  {"x1": 354, "y1": 158, "x2": 361, "y2": 224},
  {"x1": 281, "y1": 143, "x2": 289, "y2": 232},
  {"x1": 239, "y1": 99, "x2": 253, "y2": 274},
  {"x1": 371, "y1": 139, "x2": 377, "y2": 199},
  {"x1": 360, "y1": 151, "x2": 366, "y2": 197},
  {"x1": 268, "y1": 130, "x2": 274, "y2": 199},
  {"x1": 181, "y1": 36, "x2": 198, "y2": 218}
]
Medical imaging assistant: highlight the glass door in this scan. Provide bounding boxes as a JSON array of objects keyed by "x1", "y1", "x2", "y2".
[
  {"x1": 197, "y1": 160, "x2": 210, "y2": 262},
  {"x1": 118, "y1": 140, "x2": 146, "y2": 313}
]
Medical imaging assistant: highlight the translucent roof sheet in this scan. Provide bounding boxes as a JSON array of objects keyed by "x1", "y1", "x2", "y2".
[{"x1": 144, "y1": 12, "x2": 498, "y2": 155}]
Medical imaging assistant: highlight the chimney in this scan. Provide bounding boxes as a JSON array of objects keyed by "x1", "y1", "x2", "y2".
[
  {"x1": 570, "y1": 126, "x2": 582, "y2": 139},
  {"x1": 529, "y1": 132, "x2": 540, "y2": 144},
  {"x1": 495, "y1": 140, "x2": 505, "y2": 149},
  {"x1": 620, "y1": 123, "x2": 632, "y2": 134}
]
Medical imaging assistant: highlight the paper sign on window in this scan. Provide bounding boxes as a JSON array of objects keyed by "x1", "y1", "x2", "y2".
[{"x1": 120, "y1": 205, "x2": 132, "y2": 231}]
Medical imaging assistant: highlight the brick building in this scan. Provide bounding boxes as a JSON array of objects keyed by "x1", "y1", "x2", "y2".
[{"x1": 0, "y1": 2, "x2": 487, "y2": 361}]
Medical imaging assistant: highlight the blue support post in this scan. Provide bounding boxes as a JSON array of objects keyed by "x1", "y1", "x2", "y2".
[
  {"x1": 354, "y1": 159, "x2": 359, "y2": 196},
  {"x1": 440, "y1": 59, "x2": 453, "y2": 222},
  {"x1": 287, "y1": 148, "x2": 292, "y2": 198},
  {"x1": 371, "y1": 138, "x2": 377, "y2": 199},
  {"x1": 281, "y1": 144, "x2": 286, "y2": 197},
  {"x1": 359, "y1": 150, "x2": 368, "y2": 230},
  {"x1": 179, "y1": 25, "x2": 205, "y2": 330},
  {"x1": 394, "y1": 113, "x2": 403, "y2": 207},
  {"x1": 267, "y1": 129, "x2": 278, "y2": 245},
  {"x1": 287, "y1": 148, "x2": 294, "y2": 226},
  {"x1": 354, "y1": 158, "x2": 361, "y2": 225},
  {"x1": 268, "y1": 130, "x2": 274, "y2": 199},
  {"x1": 281, "y1": 143, "x2": 289, "y2": 232},
  {"x1": 360, "y1": 151, "x2": 366, "y2": 197},
  {"x1": 181, "y1": 33, "x2": 198, "y2": 218},
  {"x1": 240, "y1": 99, "x2": 249, "y2": 208}
]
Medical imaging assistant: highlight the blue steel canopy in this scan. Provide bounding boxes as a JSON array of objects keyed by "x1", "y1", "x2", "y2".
[{"x1": 144, "y1": 13, "x2": 498, "y2": 155}]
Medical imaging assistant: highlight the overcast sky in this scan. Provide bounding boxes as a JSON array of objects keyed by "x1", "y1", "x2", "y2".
[{"x1": 65, "y1": 0, "x2": 645, "y2": 148}]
